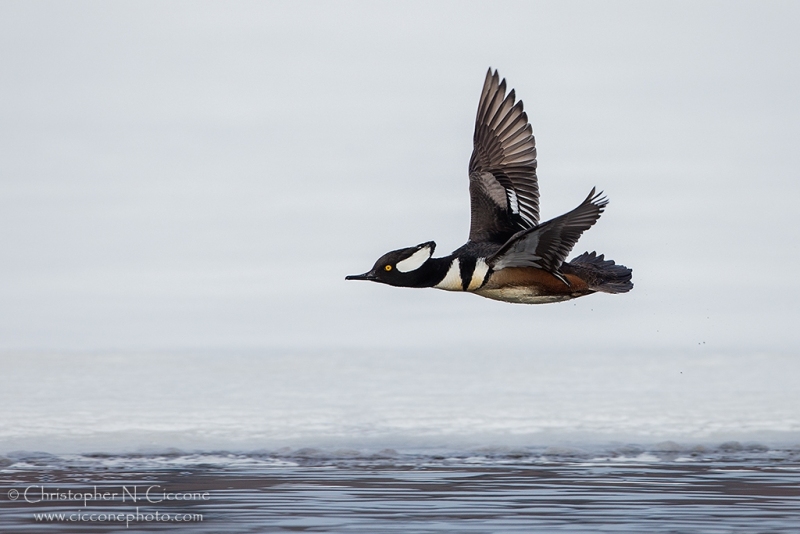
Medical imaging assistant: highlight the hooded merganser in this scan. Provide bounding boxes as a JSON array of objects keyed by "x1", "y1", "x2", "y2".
[{"x1": 346, "y1": 69, "x2": 633, "y2": 304}]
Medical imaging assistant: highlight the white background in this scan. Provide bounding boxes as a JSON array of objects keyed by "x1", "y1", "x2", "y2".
[{"x1": 1, "y1": 1, "x2": 798, "y2": 354}]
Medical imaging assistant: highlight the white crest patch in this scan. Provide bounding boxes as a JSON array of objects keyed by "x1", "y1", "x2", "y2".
[
  {"x1": 434, "y1": 258, "x2": 462, "y2": 291},
  {"x1": 467, "y1": 258, "x2": 490, "y2": 291},
  {"x1": 396, "y1": 245, "x2": 432, "y2": 273}
]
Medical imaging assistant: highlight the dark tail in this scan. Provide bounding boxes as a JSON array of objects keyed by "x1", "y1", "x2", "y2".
[{"x1": 564, "y1": 251, "x2": 633, "y2": 294}]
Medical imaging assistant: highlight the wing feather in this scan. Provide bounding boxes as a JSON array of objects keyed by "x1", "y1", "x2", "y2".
[
  {"x1": 487, "y1": 189, "x2": 608, "y2": 275},
  {"x1": 468, "y1": 69, "x2": 539, "y2": 243}
]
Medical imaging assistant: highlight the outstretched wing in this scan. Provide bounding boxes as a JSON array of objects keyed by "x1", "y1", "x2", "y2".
[
  {"x1": 468, "y1": 69, "x2": 539, "y2": 244},
  {"x1": 487, "y1": 189, "x2": 608, "y2": 277}
]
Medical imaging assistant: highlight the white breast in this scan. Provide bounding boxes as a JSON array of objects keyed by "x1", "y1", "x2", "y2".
[
  {"x1": 434, "y1": 259, "x2": 463, "y2": 291},
  {"x1": 467, "y1": 258, "x2": 489, "y2": 291}
]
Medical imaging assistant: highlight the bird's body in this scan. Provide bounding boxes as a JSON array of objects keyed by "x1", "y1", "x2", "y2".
[{"x1": 347, "y1": 69, "x2": 633, "y2": 303}]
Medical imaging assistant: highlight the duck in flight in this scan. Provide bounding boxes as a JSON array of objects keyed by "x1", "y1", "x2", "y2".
[{"x1": 346, "y1": 69, "x2": 632, "y2": 304}]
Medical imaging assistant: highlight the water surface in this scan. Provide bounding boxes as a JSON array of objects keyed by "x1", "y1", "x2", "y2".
[
  {"x1": 2, "y1": 448, "x2": 800, "y2": 533},
  {"x1": 2, "y1": 350, "x2": 799, "y2": 531}
]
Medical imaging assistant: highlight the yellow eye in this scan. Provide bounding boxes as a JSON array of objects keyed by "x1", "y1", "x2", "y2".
[{"x1": 384, "y1": 264, "x2": 392, "y2": 271}]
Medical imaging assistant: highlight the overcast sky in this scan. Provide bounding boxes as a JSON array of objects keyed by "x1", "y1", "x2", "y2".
[{"x1": 1, "y1": 1, "x2": 798, "y2": 354}]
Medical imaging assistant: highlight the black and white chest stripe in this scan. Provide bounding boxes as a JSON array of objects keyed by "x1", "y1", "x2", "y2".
[{"x1": 434, "y1": 256, "x2": 491, "y2": 292}]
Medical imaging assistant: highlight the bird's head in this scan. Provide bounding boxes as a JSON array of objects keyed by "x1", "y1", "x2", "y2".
[{"x1": 346, "y1": 241, "x2": 436, "y2": 287}]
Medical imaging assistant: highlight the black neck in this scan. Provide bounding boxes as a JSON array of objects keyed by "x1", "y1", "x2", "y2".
[{"x1": 405, "y1": 255, "x2": 455, "y2": 288}]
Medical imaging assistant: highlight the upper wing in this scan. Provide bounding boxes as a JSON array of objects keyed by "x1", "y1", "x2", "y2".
[
  {"x1": 487, "y1": 189, "x2": 608, "y2": 277},
  {"x1": 468, "y1": 69, "x2": 539, "y2": 244}
]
